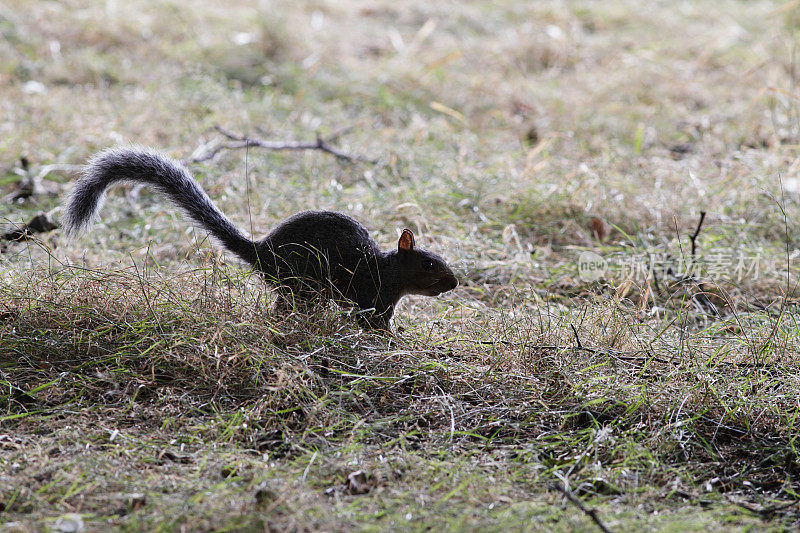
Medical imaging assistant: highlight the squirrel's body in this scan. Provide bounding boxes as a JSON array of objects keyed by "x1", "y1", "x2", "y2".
[{"x1": 62, "y1": 147, "x2": 458, "y2": 329}]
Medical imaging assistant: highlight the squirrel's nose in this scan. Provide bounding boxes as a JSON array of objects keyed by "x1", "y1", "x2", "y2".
[{"x1": 449, "y1": 277, "x2": 458, "y2": 291}]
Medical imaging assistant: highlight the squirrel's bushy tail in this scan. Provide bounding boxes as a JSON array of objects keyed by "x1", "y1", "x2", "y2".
[{"x1": 62, "y1": 147, "x2": 259, "y2": 266}]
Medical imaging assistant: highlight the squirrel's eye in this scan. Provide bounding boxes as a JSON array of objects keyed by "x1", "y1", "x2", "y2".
[{"x1": 422, "y1": 260, "x2": 435, "y2": 271}]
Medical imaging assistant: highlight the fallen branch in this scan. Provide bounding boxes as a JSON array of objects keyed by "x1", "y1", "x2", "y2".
[
  {"x1": 463, "y1": 339, "x2": 777, "y2": 369},
  {"x1": 659, "y1": 212, "x2": 719, "y2": 316},
  {"x1": 551, "y1": 481, "x2": 612, "y2": 533},
  {"x1": 689, "y1": 211, "x2": 706, "y2": 258},
  {"x1": 186, "y1": 126, "x2": 376, "y2": 165},
  {"x1": 4, "y1": 159, "x2": 81, "y2": 202},
  {"x1": 725, "y1": 494, "x2": 800, "y2": 516},
  {"x1": 570, "y1": 324, "x2": 583, "y2": 349},
  {"x1": 3, "y1": 213, "x2": 58, "y2": 242}
]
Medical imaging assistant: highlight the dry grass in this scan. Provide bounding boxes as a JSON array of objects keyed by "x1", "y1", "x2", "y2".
[
  {"x1": 3, "y1": 0, "x2": 800, "y2": 530},
  {"x1": 4, "y1": 259, "x2": 799, "y2": 531}
]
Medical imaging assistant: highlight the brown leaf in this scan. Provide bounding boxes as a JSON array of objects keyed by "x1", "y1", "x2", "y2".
[
  {"x1": 127, "y1": 493, "x2": 146, "y2": 512},
  {"x1": 589, "y1": 217, "x2": 608, "y2": 242},
  {"x1": 345, "y1": 470, "x2": 372, "y2": 495}
]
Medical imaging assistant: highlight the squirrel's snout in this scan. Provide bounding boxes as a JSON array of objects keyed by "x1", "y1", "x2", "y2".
[
  {"x1": 423, "y1": 275, "x2": 458, "y2": 296},
  {"x1": 439, "y1": 275, "x2": 458, "y2": 294}
]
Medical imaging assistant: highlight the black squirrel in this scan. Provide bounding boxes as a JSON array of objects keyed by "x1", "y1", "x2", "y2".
[{"x1": 62, "y1": 147, "x2": 458, "y2": 329}]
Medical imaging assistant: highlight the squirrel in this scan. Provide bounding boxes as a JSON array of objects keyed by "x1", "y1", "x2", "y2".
[{"x1": 62, "y1": 147, "x2": 458, "y2": 329}]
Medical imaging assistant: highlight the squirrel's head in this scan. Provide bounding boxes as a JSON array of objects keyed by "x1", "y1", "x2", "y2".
[{"x1": 394, "y1": 229, "x2": 458, "y2": 297}]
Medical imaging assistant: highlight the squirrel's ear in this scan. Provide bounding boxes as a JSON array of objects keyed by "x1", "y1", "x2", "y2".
[{"x1": 398, "y1": 229, "x2": 415, "y2": 252}]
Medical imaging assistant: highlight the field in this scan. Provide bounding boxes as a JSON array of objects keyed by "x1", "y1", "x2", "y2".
[{"x1": 3, "y1": 0, "x2": 800, "y2": 531}]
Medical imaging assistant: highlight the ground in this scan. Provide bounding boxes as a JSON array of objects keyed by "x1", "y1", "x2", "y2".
[{"x1": 2, "y1": 0, "x2": 800, "y2": 531}]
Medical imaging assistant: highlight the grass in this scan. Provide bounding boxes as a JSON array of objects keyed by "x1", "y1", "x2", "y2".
[{"x1": 3, "y1": 0, "x2": 800, "y2": 530}]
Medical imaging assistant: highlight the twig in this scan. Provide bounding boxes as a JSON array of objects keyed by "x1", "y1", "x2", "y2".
[
  {"x1": 4, "y1": 162, "x2": 82, "y2": 202},
  {"x1": 651, "y1": 268, "x2": 662, "y2": 297},
  {"x1": 186, "y1": 125, "x2": 377, "y2": 165},
  {"x1": 551, "y1": 481, "x2": 612, "y2": 533},
  {"x1": 725, "y1": 495, "x2": 800, "y2": 516},
  {"x1": 463, "y1": 339, "x2": 777, "y2": 369},
  {"x1": 755, "y1": 186, "x2": 795, "y2": 362},
  {"x1": 689, "y1": 211, "x2": 706, "y2": 258},
  {"x1": 665, "y1": 213, "x2": 719, "y2": 316},
  {"x1": 570, "y1": 324, "x2": 583, "y2": 349},
  {"x1": 3, "y1": 213, "x2": 58, "y2": 242},
  {"x1": 34, "y1": 163, "x2": 83, "y2": 181}
]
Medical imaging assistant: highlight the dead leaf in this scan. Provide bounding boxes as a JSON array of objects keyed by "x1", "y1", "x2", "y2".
[
  {"x1": 345, "y1": 470, "x2": 372, "y2": 495},
  {"x1": 589, "y1": 217, "x2": 608, "y2": 242}
]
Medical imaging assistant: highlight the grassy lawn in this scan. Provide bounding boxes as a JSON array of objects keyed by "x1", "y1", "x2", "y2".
[{"x1": 3, "y1": 0, "x2": 800, "y2": 530}]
